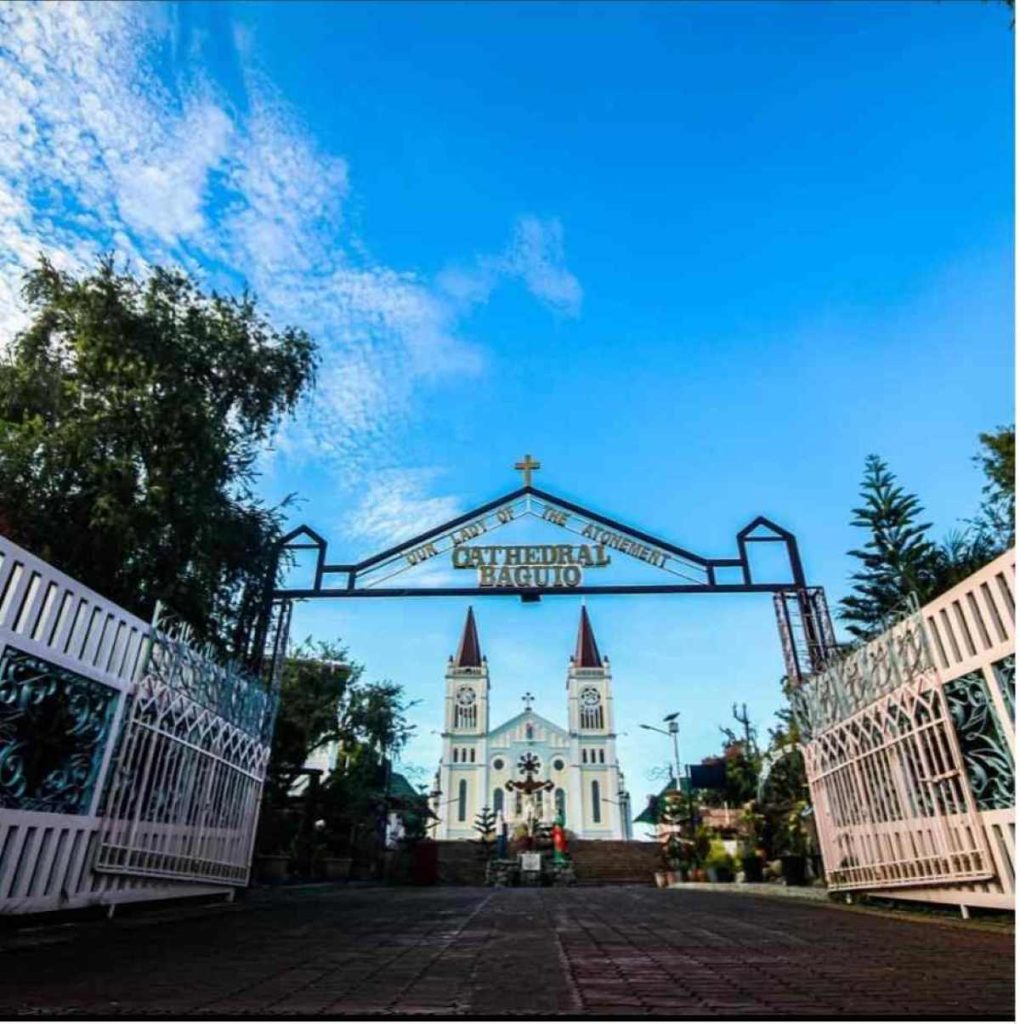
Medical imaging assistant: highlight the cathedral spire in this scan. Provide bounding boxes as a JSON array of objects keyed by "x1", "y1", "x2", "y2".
[
  {"x1": 574, "y1": 606, "x2": 602, "y2": 668},
  {"x1": 454, "y1": 606, "x2": 483, "y2": 667}
]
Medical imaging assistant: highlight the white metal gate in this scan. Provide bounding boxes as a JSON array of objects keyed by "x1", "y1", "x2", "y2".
[
  {"x1": 1, "y1": 528, "x2": 291, "y2": 913},
  {"x1": 95, "y1": 606, "x2": 286, "y2": 887},
  {"x1": 803, "y1": 677, "x2": 991, "y2": 891},
  {"x1": 793, "y1": 552, "x2": 1015, "y2": 907}
]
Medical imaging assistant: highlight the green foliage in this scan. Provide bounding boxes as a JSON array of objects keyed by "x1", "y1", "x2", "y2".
[
  {"x1": 739, "y1": 807, "x2": 765, "y2": 854},
  {"x1": 756, "y1": 677, "x2": 808, "y2": 858},
  {"x1": 927, "y1": 529, "x2": 1000, "y2": 596},
  {"x1": 839, "y1": 455, "x2": 936, "y2": 640},
  {"x1": 472, "y1": 805, "x2": 498, "y2": 859},
  {"x1": 768, "y1": 684, "x2": 801, "y2": 748},
  {"x1": 706, "y1": 838, "x2": 735, "y2": 873},
  {"x1": 262, "y1": 638, "x2": 417, "y2": 861},
  {"x1": 841, "y1": 436, "x2": 1013, "y2": 641},
  {"x1": 972, "y1": 425, "x2": 1015, "y2": 552},
  {"x1": 338, "y1": 680, "x2": 416, "y2": 762},
  {"x1": 717, "y1": 702, "x2": 762, "y2": 804},
  {"x1": 0, "y1": 256, "x2": 317, "y2": 653},
  {"x1": 776, "y1": 800, "x2": 811, "y2": 856},
  {"x1": 692, "y1": 825, "x2": 712, "y2": 865},
  {"x1": 266, "y1": 638, "x2": 357, "y2": 803},
  {"x1": 658, "y1": 791, "x2": 689, "y2": 868}
]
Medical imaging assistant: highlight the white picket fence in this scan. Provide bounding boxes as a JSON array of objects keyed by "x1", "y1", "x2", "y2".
[
  {"x1": 0, "y1": 534, "x2": 279, "y2": 914},
  {"x1": 799, "y1": 550, "x2": 1015, "y2": 910}
]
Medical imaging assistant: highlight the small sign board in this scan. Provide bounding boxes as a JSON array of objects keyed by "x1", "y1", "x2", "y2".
[{"x1": 520, "y1": 852, "x2": 541, "y2": 872}]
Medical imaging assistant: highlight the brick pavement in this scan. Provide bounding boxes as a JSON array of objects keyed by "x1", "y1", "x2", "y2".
[{"x1": 0, "y1": 885, "x2": 1012, "y2": 1017}]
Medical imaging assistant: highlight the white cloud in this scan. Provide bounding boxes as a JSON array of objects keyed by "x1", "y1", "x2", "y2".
[
  {"x1": 0, "y1": 1, "x2": 582, "y2": 541},
  {"x1": 504, "y1": 215, "x2": 583, "y2": 316},
  {"x1": 112, "y1": 100, "x2": 234, "y2": 245},
  {"x1": 437, "y1": 214, "x2": 583, "y2": 319},
  {"x1": 345, "y1": 468, "x2": 462, "y2": 549}
]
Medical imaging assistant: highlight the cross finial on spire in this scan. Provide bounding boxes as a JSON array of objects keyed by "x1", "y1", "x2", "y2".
[
  {"x1": 514, "y1": 453, "x2": 541, "y2": 487},
  {"x1": 522, "y1": 691, "x2": 535, "y2": 710}
]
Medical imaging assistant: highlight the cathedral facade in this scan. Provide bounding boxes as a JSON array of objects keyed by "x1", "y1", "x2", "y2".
[{"x1": 430, "y1": 607, "x2": 633, "y2": 840}]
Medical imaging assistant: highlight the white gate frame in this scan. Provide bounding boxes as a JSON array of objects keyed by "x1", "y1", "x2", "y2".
[
  {"x1": 0, "y1": 534, "x2": 282, "y2": 914},
  {"x1": 95, "y1": 607, "x2": 281, "y2": 887},
  {"x1": 798, "y1": 550, "x2": 1015, "y2": 910}
]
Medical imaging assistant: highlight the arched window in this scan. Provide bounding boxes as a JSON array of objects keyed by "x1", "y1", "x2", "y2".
[
  {"x1": 525, "y1": 722, "x2": 534, "y2": 740},
  {"x1": 592, "y1": 780, "x2": 601, "y2": 823},
  {"x1": 582, "y1": 749, "x2": 588, "y2": 764},
  {"x1": 453, "y1": 748, "x2": 459, "y2": 763},
  {"x1": 599, "y1": 749, "x2": 605, "y2": 764},
  {"x1": 555, "y1": 788, "x2": 566, "y2": 818},
  {"x1": 470, "y1": 748, "x2": 475, "y2": 763},
  {"x1": 580, "y1": 688, "x2": 604, "y2": 729},
  {"x1": 455, "y1": 705, "x2": 476, "y2": 729},
  {"x1": 493, "y1": 788, "x2": 504, "y2": 815},
  {"x1": 457, "y1": 779, "x2": 468, "y2": 822}
]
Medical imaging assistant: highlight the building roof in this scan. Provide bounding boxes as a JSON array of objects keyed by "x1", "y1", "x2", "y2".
[
  {"x1": 387, "y1": 771, "x2": 425, "y2": 803},
  {"x1": 454, "y1": 606, "x2": 483, "y2": 667},
  {"x1": 574, "y1": 606, "x2": 602, "y2": 667},
  {"x1": 633, "y1": 778, "x2": 679, "y2": 824},
  {"x1": 486, "y1": 708, "x2": 570, "y2": 747}
]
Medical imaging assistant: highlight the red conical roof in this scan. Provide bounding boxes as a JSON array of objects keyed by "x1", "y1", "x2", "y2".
[
  {"x1": 574, "y1": 606, "x2": 602, "y2": 668},
  {"x1": 454, "y1": 606, "x2": 483, "y2": 667}
]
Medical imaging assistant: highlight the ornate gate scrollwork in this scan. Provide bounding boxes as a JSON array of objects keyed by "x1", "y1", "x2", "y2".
[
  {"x1": 94, "y1": 604, "x2": 287, "y2": 887},
  {"x1": 796, "y1": 600, "x2": 994, "y2": 892},
  {"x1": 0, "y1": 645, "x2": 118, "y2": 815}
]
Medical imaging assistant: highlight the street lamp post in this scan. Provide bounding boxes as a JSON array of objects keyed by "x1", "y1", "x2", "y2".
[{"x1": 639, "y1": 713, "x2": 682, "y2": 788}]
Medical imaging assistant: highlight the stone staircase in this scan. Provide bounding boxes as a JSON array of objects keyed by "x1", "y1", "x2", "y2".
[
  {"x1": 433, "y1": 839, "x2": 659, "y2": 885},
  {"x1": 570, "y1": 841, "x2": 659, "y2": 885}
]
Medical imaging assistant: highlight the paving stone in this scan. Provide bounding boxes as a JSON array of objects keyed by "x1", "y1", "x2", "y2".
[{"x1": 0, "y1": 885, "x2": 1012, "y2": 1016}]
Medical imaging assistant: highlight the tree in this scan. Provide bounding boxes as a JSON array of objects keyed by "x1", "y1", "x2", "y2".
[
  {"x1": 972, "y1": 425, "x2": 1015, "y2": 552},
  {"x1": 658, "y1": 791, "x2": 689, "y2": 869},
  {"x1": 471, "y1": 806, "x2": 498, "y2": 861},
  {"x1": 0, "y1": 256, "x2": 317, "y2": 653},
  {"x1": 759, "y1": 679, "x2": 808, "y2": 859},
  {"x1": 717, "y1": 703, "x2": 762, "y2": 805},
  {"x1": 260, "y1": 638, "x2": 417, "y2": 864},
  {"x1": 927, "y1": 529, "x2": 999, "y2": 597},
  {"x1": 265, "y1": 639, "x2": 358, "y2": 805},
  {"x1": 839, "y1": 455, "x2": 936, "y2": 640}
]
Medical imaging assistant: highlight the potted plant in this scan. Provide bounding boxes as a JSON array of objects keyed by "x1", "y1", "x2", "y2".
[
  {"x1": 323, "y1": 851, "x2": 353, "y2": 881},
  {"x1": 655, "y1": 791, "x2": 688, "y2": 885},
  {"x1": 705, "y1": 839, "x2": 736, "y2": 883},
  {"x1": 740, "y1": 807, "x2": 765, "y2": 883},
  {"x1": 689, "y1": 825, "x2": 711, "y2": 881},
  {"x1": 662, "y1": 834, "x2": 693, "y2": 885},
  {"x1": 779, "y1": 801, "x2": 809, "y2": 886},
  {"x1": 253, "y1": 851, "x2": 290, "y2": 883}
]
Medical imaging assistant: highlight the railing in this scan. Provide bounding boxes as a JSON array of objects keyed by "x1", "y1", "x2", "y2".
[
  {"x1": 0, "y1": 534, "x2": 281, "y2": 914},
  {"x1": 798, "y1": 550, "x2": 1015, "y2": 909}
]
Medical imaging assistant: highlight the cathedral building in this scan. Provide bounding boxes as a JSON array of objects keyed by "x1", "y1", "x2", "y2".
[{"x1": 430, "y1": 606, "x2": 633, "y2": 840}]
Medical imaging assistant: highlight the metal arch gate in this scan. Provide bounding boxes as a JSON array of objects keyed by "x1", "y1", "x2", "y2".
[
  {"x1": 249, "y1": 466, "x2": 997, "y2": 898},
  {"x1": 94, "y1": 601, "x2": 291, "y2": 887}
]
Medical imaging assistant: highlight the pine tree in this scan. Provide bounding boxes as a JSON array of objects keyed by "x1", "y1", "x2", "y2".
[
  {"x1": 839, "y1": 455, "x2": 936, "y2": 641},
  {"x1": 471, "y1": 806, "x2": 498, "y2": 861},
  {"x1": 972, "y1": 425, "x2": 1015, "y2": 552}
]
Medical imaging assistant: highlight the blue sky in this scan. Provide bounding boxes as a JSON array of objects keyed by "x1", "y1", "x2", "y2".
[{"x1": 0, "y1": 2, "x2": 1013, "y2": 815}]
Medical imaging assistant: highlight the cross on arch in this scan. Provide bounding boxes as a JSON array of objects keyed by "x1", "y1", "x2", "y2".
[
  {"x1": 522, "y1": 691, "x2": 535, "y2": 710},
  {"x1": 514, "y1": 453, "x2": 541, "y2": 487}
]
